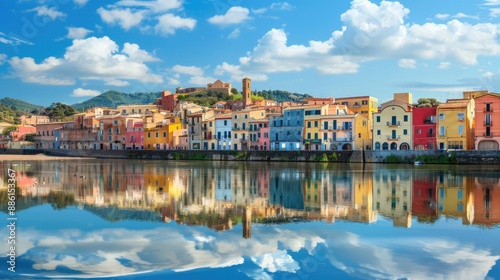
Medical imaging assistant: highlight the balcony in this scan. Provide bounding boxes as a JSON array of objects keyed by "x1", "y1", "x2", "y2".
[
  {"x1": 484, "y1": 107, "x2": 493, "y2": 113},
  {"x1": 232, "y1": 127, "x2": 243, "y2": 131},
  {"x1": 338, "y1": 126, "x2": 352, "y2": 131},
  {"x1": 337, "y1": 137, "x2": 352, "y2": 142},
  {"x1": 386, "y1": 121, "x2": 400, "y2": 127},
  {"x1": 483, "y1": 132, "x2": 494, "y2": 138},
  {"x1": 303, "y1": 139, "x2": 322, "y2": 144},
  {"x1": 427, "y1": 133, "x2": 435, "y2": 137},
  {"x1": 387, "y1": 135, "x2": 401, "y2": 141},
  {"x1": 484, "y1": 120, "x2": 493, "y2": 126}
]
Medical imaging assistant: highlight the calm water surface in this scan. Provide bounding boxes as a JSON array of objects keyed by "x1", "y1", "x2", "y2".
[{"x1": 0, "y1": 159, "x2": 499, "y2": 279}]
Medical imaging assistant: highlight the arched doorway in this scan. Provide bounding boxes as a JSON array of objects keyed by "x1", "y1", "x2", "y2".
[
  {"x1": 342, "y1": 143, "x2": 352, "y2": 150},
  {"x1": 400, "y1": 143, "x2": 410, "y2": 150},
  {"x1": 375, "y1": 142, "x2": 380, "y2": 150},
  {"x1": 390, "y1": 142, "x2": 397, "y2": 150},
  {"x1": 478, "y1": 140, "x2": 499, "y2": 150},
  {"x1": 382, "y1": 142, "x2": 389, "y2": 150}
]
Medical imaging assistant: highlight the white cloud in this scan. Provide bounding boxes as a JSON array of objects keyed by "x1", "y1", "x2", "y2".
[
  {"x1": 270, "y1": 2, "x2": 293, "y2": 11},
  {"x1": 171, "y1": 65, "x2": 204, "y2": 76},
  {"x1": 66, "y1": 27, "x2": 93, "y2": 39},
  {"x1": 188, "y1": 75, "x2": 217, "y2": 85},
  {"x1": 0, "y1": 54, "x2": 7, "y2": 65},
  {"x1": 8, "y1": 36, "x2": 162, "y2": 86},
  {"x1": 398, "y1": 58, "x2": 416, "y2": 68},
  {"x1": 228, "y1": 28, "x2": 241, "y2": 39},
  {"x1": 155, "y1": 13, "x2": 196, "y2": 35},
  {"x1": 97, "y1": 7, "x2": 146, "y2": 30},
  {"x1": 482, "y1": 0, "x2": 500, "y2": 6},
  {"x1": 0, "y1": 34, "x2": 33, "y2": 46},
  {"x1": 167, "y1": 77, "x2": 181, "y2": 86},
  {"x1": 251, "y1": 250, "x2": 300, "y2": 273},
  {"x1": 483, "y1": 71, "x2": 494, "y2": 78},
  {"x1": 218, "y1": 0, "x2": 500, "y2": 78},
  {"x1": 490, "y1": 8, "x2": 500, "y2": 17},
  {"x1": 435, "y1": 13, "x2": 449, "y2": 20},
  {"x1": 439, "y1": 61, "x2": 451, "y2": 69},
  {"x1": 116, "y1": 0, "x2": 183, "y2": 13},
  {"x1": 28, "y1": 5, "x2": 66, "y2": 21},
  {"x1": 452, "y1": 13, "x2": 479, "y2": 20},
  {"x1": 72, "y1": 88, "x2": 101, "y2": 97},
  {"x1": 208, "y1": 6, "x2": 250, "y2": 26},
  {"x1": 252, "y1": 8, "x2": 268, "y2": 15},
  {"x1": 215, "y1": 62, "x2": 268, "y2": 82},
  {"x1": 73, "y1": 0, "x2": 89, "y2": 6}
]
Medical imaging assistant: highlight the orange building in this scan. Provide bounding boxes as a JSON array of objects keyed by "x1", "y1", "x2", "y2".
[{"x1": 474, "y1": 93, "x2": 500, "y2": 150}]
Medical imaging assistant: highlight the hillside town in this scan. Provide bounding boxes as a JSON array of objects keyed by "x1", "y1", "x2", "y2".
[{"x1": 1, "y1": 78, "x2": 499, "y2": 152}]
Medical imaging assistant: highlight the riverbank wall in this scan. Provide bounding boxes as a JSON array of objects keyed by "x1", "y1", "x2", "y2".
[{"x1": 3, "y1": 148, "x2": 500, "y2": 164}]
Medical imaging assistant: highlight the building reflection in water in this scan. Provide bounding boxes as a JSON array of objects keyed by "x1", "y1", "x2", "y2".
[{"x1": 1, "y1": 160, "x2": 500, "y2": 238}]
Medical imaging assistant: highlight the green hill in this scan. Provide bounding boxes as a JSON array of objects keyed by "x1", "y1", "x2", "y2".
[
  {"x1": 0, "y1": 103, "x2": 21, "y2": 124},
  {"x1": 71, "y1": 90, "x2": 162, "y2": 110},
  {"x1": 0, "y1": 97, "x2": 44, "y2": 114},
  {"x1": 253, "y1": 89, "x2": 313, "y2": 103}
]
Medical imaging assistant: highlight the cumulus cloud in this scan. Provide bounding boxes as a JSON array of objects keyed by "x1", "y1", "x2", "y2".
[
  {"x1": 66, "y1": 27, "x2": 93, "y2": 39},
  {"x1": 28, "y1": 5, "x2": 66, "y2": 21},
  {"x1": 71, "y1": 88, "x2": 101, "y2": 97},
  {"x1": 435, "y1": 13, "x2": 449, "y2": 20},
  {"x1": 208, "y1": 6, "x2": 250, "y2": 26},
  {"x1": 216, "y1": 0, "x2": 500, "y2": 78},
  {"x1": 490, "y1": 8, "x2": 500, "y2": 17},
  {"x1": 171, "y1": 65, "x2": 204, "y2": 76},
  {"x1": 398, "y1": 58, "x2": 416, "y2": 69},
  {"x1": 251, "y1": 250, "x2": 300, "y2": 273},
  {"x1": 97, "y1": 0, "x2": 195, "y2": 35},
  {"x1": 8, "y1": 36, "x2": 162, "y2": 86},
  {"x1": 155, "y1": 13, "x2": 196, "y2": 35},
  {"x1": 97, "y1": 7, "x2": 146, "y2": 30}
]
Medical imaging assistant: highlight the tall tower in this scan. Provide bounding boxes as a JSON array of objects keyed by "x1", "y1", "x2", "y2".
[{"x1": 242, "y1": 77, "x2": 251, "y2": 107}]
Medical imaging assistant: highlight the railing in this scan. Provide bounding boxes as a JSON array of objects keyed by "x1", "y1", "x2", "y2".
[
  {"x1": 386, "y1": 121, "x2": 400, "y2": 127},
  {"x1": 484, "y1": 120, "x2": 493, "y2": 126},
  {"x1": 387, "y1": 135, "x2": 401, "y2": 140},
  {"x1": 484, "y1": 107, "x2": 493, "y2": 112},
  {"x1": 483, "y1": 132, "x2": 494, "y2": 137},
  {"x1": 427, "y1": 133, "x2": 435, "y2": 137}
]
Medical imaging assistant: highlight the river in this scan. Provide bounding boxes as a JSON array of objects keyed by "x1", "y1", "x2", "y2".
[{"x1": 0, "y1": 159, "x2": 499, "y2": 279}]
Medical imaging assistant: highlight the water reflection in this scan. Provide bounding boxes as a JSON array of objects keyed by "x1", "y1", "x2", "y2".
[
  {"x1": 0, "y1": 160, "x2": 499, "y2": 279},
  {"x1": 2, "y1": 161, "x2": 500, "y2": 231}
]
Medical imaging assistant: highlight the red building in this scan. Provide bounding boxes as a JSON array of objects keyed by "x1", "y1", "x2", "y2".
[
  {"x1": 412, "y1": 107, "x2": 437, "y2": 150},
  {"x1": 412, "y1": 172, "x2": 438, "y2": 223}
]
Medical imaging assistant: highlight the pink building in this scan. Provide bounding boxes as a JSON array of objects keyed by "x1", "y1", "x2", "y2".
[
  {"x1": 474, "y1": 93, "x2": 500, "y2": 150},
  {"x1": 126, "y1": 119, "x2": 144, "y2": 150},
  {"x1": 249, "y1": 119, "x2": 270, "y2": 150},
  {"x1": 412, "y1": 107, "x2": 437, "y2": 150},
  {"x1": 11, "y1": 125, "x2": 36, "y2": 141}
]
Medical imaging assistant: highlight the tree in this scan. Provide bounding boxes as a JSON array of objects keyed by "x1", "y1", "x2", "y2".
[
  {"x1": 417, "y1": 98, "x2": 440, "y2": 107},
  {"x1": 231, "y1": 88, "x2": 239, "y2": 95},
  {"x1": 45, "y1": 102, "x2": 77, "y2": 121},
  {"x1": 2, "y1": 126, "x2": 17, "y2": 137}
]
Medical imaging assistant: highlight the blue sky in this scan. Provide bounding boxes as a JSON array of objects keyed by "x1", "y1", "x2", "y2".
[{"x1": 1, "y1": 0, "x2": 499, "y2": 106}]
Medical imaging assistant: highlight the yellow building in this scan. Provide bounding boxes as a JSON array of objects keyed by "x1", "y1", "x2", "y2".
[
  {"x1": 117, "y1": 104, "x2": 158, "y2": 115},
  {"x1": 303, "y1": 104, "x2": 330, "y2": 150},
  {"x1": 144, "y1": 124, "x2": 169, "y2": 150},
  {"x1": 334, "y1": 96, "x2": 378, "y2": 140},
  {"x1": 436, "y1": 98, "x2": 475, "y2": 150},
  {"x1": 231, "y1": 109, "x2": 266, "y2": 150},
  {"x1": 372, "y1": 93, "x2": 413, "y2": 150},
  {"x1": 437, "y1": 175, "x2": 474, "y2": 224},
  {"x1": 166, "y1": 118, "x2": 183, "y2": 148}
]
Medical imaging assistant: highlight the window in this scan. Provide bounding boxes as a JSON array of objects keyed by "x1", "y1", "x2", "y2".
[
  {"x1": 403, "y1": 115, "x2": 408, "y2": 122},
  {"x1": 314, "y1": 133, "x2": 318, "y2": 139},
  {"x1": 377, "y1": 130, "x2": 381, "y2": 135},
  {"x1": 403, "y1": 129, "x2": 408, "y2": 135},
  {"x1": 307, "y1": 133, "x2": 311, "y2": 139},
  {"x1": 209, "y1": 122, "x2": 212, "y2": 127},
  {"x1": 417, "y1": 129, "x2": 421, "y2": 134},
  {"x1": 163, "y1": 132, "x2": 166, "y2": 137},
  {"x1": 155, "y1": 132, "x2": 159, "y2": 138},
  {"x1": 439, "y1": 113, "x2": 445, "y2": 120},
  {"x1": 314, "y1": 121, "x2": 318, "y2": 127},
  {"x1": 113, "y1": 120, "x2": 118, "y2": 125},
  {"x1": 439, "y1": 126, "x2": 445, "y2": 136},
  {"x1": 376, "y1": 116, "x2": 380, "y2": 122},
  {"x1": 115, "y1": 128, "x2": 119, "y2": 134},
  {"x1": 324, "y1": 122, "x2": 328, "y2": 130},
  {"x1": 245, "y1": 114, "x2": 248, "y2": 119},
  {"x1": 234, "y1": 133, "x2": 237, "y2": 139},
  {"x1": 224, "y1": 120, "x2": 227, "y2": 126},
  {"x1": 307, "y1": 122, "x2": 311, "y2": 128},
  {"x1": 108, "y1": 128, "x2": 112, "y2": 134},
  {"x1": 323, "y1": 133, "x2": 328, "y2": 140},
  {"x1": 108, "y1": 136, "x2": 112, "y2": 141},
  {"x1": 458, "y1": 125, "x2": 463, "y2": 134},
  {"x1": 234, "y1": 115, "x2": 237, "y2": 119},
  {"x1": 457, "y1": 113, "x2": 464, "y2": 121},
  {"x1": 362, "y1": 100, "x2": 368, "y2": 105},
  {"x1": 341, "y1": 101, "x2": 348, "y2": 106}
]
